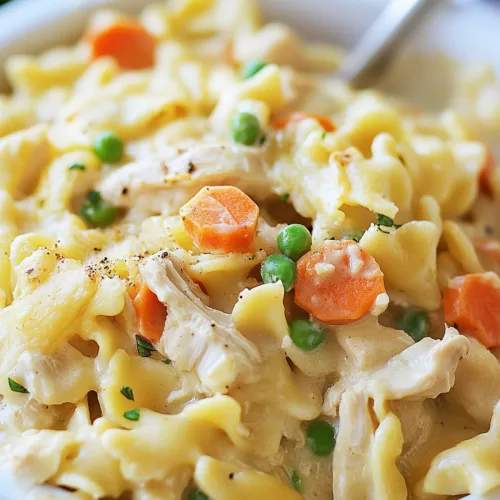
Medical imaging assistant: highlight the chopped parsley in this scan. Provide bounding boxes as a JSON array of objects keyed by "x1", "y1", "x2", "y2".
[
  {"x1": 161, "y1": 358, "x2": 171, "y2": 365},
  {"x1": 69, "y1": 163, "x2": 86, "y2": 171},
  {"x1": 124, "y1": 408, "x2": 140, "y2": 421},
  {"x1": 321, "y1": 131, "x2": 327, "y2": 139},
  {"x1": 8, "y1": 378, "x2": 28, "y2": 394},
  {"x1": 289, "y1": 469, "x2": 303, "y2": 492},
  {"x1": 279, "y1": 193, "x2": 290, "y2": 202},
  {"x1": 259, "y1": 135, "x2": 267, "y2": 145},
  {"x1": 249, "y1": 254, "x2": 256, "y2": 260},
  {"x1": 136, "y1": 335, "x2": 155, "y2": 357},
  {"x1": 375, "y1": 213, "x2": 402, "y2": 234},
  {"x1": 120, "y1": 386, "x2": 134, "y2": 401}
]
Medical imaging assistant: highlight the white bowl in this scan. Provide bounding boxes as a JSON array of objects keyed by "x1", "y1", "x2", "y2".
[{"x1": 0, "y1": 0, "x2": 499, "y2": 499}]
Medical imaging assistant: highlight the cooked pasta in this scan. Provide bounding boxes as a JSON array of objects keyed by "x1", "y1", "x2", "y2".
[{"x1": 0, "y1": 1, "x2": 499, "y2": 499}]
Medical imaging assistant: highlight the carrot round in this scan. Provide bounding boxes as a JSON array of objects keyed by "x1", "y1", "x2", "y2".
[
  {"x1": 130, "y1": 282, "x2": 167, "y2": 343},
  {"x1": 294, "y1": 240, "x2": 385, "y2": 324},
  {"x1": 444, "y1": 273, "x2": 500, "y2": 348},
  {"x1": 90, "y1": 19, "x2": 156, "y2": 70},
  {"x1": 180, "y1": 186, "x2": 259, "y2": 254},
  {"x1": 479, "y1": 150, "x2": 495, "y2": 195},
  {"x1": 271, "y1": 113, "x2": 336, "y2": 132}
]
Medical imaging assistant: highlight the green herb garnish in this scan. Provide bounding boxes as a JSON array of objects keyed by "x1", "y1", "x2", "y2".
[
  {"x1": 375, "y1": 213, "x2": 402, "y2": 234},
  {"x1": 289, "y1": 470, "x2": 303, "y2": 492},
  {"x1": 136, "y1": 335, "x2": 155, "y2": 357},
  {"x1": 120, "y1": 386, "x2": 134, "y2": 401},
  {"x1": 161, "y1": 358, "x2": 171, "y2": 365},
  {"x1": 124, "y1": 408, "x2": 140, "y2": 421},
  {"x1": 8, "y1": 378, "x2": 28, "y2": 394},
  {"x1": 279, "y1": 193, "x2": 290, "y2": 202},
  {"x1": 69, "y1": 163, "x2": 86, "y2": 171},
  {"x1": 343, "y1": 229, "x2": 365, "y2": 243}
]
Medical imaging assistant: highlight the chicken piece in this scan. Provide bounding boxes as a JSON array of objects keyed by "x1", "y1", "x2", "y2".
[
  {"x1": 333, "y1": 390, "x2": 407, "y2": 500},
  {"x1": 140, "y1": 252, "x2": 261, "y2": 394},
  {"x1": 97, "y1": 144, "x2": 271, "y2": 216},
  {"x1": 364, "y1": 328, "x2": 469, "y2": 400},
  {"x1": 9, "y1": 344, "x2": 96, "y2": 405},
  {"x1": 446, "y1": 336, "x2": 500, "y2": 427},
  {"x1": 324, "y1": 328, "x2": 469, "y2": 415}
]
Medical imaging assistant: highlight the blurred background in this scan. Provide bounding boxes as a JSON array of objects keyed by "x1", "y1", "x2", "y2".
[{"x1": 0, "y1": 0, "x2": 499, "y2": 109}]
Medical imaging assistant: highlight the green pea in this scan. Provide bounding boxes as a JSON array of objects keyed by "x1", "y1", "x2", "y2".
[
  {"x1": 289, "y1": 319, "x2": 325, "y2": 351},
  {"x1": 231, "y1": 112, "x2": 260, "y2": 146},
  {"x1": 93, "y1": 132, "x2": 124, "y2": 163},
  {"x1": 188, "y1": 489, "x2": 209, "y2": 500},
  {"x1": 306, "y1": 419, "x2": 335, "y2": 456},
  {"x1": 241, "y1": 60, "x2": 267, "y2": 79},
  {"x1": 277, "y1": 224, "x2": 312, "y2": 261},
  {"x1": 396, "y1": 309, "x2": 430, "y2": 342},
  {"x1": 80, "y1": 191, "x2": 117, "y2": 228},
  {"x1": 261, "y1": 254, "x2": 296, "y2": 292}
]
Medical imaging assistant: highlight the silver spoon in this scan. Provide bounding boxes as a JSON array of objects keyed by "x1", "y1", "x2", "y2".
[{"x1": 337, "y1": 0, "x2": 442, "y2": 88}]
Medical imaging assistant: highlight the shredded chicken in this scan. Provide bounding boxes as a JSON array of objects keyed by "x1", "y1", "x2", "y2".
[
  {"x1": 333, "y1": 390, "x2": 407, "y2": 500},
  {"x1": 98, "y1": 144, "x2": 272, "y2": 216},
  {"x1": 332, "y1": 390, "x2": 374, "y2": 499},
  {"x1": 446, "y1": 336, "x2": 500, "y2": 427},
  {"x1": 140, "y1": 252, "x2": 262, "y2": 394},
  {"x1": 324, "y1": 328, "x2": 469, "y2": 415}
]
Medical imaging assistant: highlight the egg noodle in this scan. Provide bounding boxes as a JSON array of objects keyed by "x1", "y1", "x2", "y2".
[{"x1": 1, "y1": 1, "x2": 500, "y2": 499}]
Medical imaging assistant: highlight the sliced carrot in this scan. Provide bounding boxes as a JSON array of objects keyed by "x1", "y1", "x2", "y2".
[
  {"x1": 271, "y1": 112, "x2": 336, "y2": 132},
  {"x1": 444, "y1": 273, "x2": 500, "y2": 348},
  {"x1": 294, "y1": 239, "x2": 385, "y2": 324},
  {"x1": 475, "y1": 238, "x2": 500, "y2": 263},
  {"x1": 90, "y1": 19, "x2": 156, "y2": 70},
  {"x1": 130, "y1": 282, "x2": 167, "y2": 343},
  {"x1": 180, "y1": 186, "x2": 259, "y2": 254},
  {"x1": 479, "y1": 150, "x2": 495, "y2": 195}
]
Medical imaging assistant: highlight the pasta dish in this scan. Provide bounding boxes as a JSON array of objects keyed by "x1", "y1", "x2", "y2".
[{"x1": 1, "y1": 1, "x2": 500, "y2": 499}]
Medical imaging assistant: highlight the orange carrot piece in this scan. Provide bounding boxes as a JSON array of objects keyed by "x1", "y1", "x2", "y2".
[
  {"x1": 130, "y1": 282, "x2": 167, "y2": 343},
  {"x1": 180, "y1": 186, "x2": 259, "y2": 254},
  {"x1": 90, "y1": 19, "x2": 156, "y2": 70},
  {"x1": 271, "y1": 112, "x2": 336, "y2": 132},
  {"x1": 444, "y1": 273, "x2": 500, "y2": 348},
  {"x1": 294, "y1": 239, "x2": 385, "y2": 324},
  {"x1": 475, "y1": 238, "x2": 500, "y2": 263},
  {"x1": 479, "y1": 150, "x2": 495, "y2": 195}
]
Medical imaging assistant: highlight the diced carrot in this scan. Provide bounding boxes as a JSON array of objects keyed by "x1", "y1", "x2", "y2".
[
  {"x1": 479, "y1": 150, "x2": 495, "y2": 195},
  {"x1": 475, "y1": 238, "x2": 500, "y2": 263},
  {"x1": 180, "y1": 186, "x2": 259, "y2": 254},
  {"x1": 130, "y1": 282, "x2": 167, "y2": 343},
  {"x1": 271, "y1": 112, "x2": 336, "y2": 132},
  {"x1": 294, "y1": 239, "x2": 385, "y2": 324},
  {"x1": 89, "y1": 19, "x2": 156, "y2": 70},
  {"x1": 443, "y1": 273, "x2": 500, "y2": 348}
]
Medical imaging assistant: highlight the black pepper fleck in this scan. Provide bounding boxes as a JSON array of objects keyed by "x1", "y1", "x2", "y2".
[
  {"x1": 485, "y1": 225, "x2": 494, "y2": 235},
  {"x1": 187, "y1": 161, "x2": 196, "y2": 174},
  {"x1": 229, "y1": 473, "x2": 234, "y2": 480},
  {"x1": 122, "y1": 187, "x2": 129, "y2": 195}
]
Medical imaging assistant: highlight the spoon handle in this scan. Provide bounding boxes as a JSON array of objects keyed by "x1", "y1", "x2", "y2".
[{"x1": 337, "y1": 0, "x2": 440, "y2": 88}]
